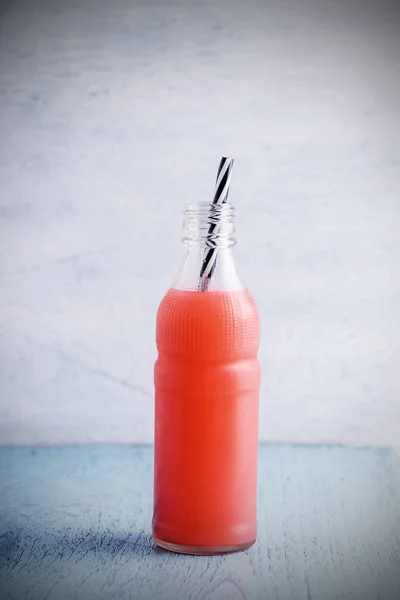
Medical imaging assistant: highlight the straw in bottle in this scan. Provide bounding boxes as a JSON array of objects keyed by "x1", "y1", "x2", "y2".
[{"x1": 198, "y1": 156, "x2": 234, "y2": 291}]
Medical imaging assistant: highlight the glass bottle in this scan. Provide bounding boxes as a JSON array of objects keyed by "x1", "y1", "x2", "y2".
[{"x1": 153, "y1": 202, "x2": 261, "y2": 555}]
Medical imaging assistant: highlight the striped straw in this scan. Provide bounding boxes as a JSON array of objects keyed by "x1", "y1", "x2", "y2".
[{"x1": 198, "y1": 157, "x2": 234, "y2": 290}]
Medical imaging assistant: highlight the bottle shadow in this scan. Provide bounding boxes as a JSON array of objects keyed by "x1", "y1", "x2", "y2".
[
  {"x1": 3, "y1": 523, "x2": 195, "y2": 570},
  {"x1": 65, "y1": 529, "x2": 166, "y2": 560}
]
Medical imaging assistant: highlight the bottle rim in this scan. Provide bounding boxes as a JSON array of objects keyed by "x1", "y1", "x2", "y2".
[{"x1": 184, "y1": 201, "x2": 235, "y2": 217}]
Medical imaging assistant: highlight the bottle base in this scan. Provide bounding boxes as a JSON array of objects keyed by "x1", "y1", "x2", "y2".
[{"x1": 153, "y1": 536, "x2": 256, "y2": 556}]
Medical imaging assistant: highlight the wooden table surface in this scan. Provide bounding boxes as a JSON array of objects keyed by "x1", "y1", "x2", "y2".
[{"x1": 1, "y1": 444, "x2": 400, "y2": 600}]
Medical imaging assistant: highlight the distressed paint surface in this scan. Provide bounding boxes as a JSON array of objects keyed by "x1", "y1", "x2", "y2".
[
  {"x1": 0, "y1": 445, "x2": 400, "y2": 600},
  {"x1": 0, "y1": 0, "x2": 400, "y2": 447}
]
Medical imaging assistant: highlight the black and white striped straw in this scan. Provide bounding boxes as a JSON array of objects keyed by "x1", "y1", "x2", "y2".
[{"x1": 198, "y1": 156, "x2": 234, "y2": 291}]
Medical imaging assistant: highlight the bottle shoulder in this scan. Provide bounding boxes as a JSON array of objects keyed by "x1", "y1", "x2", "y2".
[{"x1": 156, "y1": 288, "x2": 260, "y2": 360}]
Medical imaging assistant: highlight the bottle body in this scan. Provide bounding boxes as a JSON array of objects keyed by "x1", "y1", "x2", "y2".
[{"x1": 152, "y1": 203, "x2": 260, "y2": 555}]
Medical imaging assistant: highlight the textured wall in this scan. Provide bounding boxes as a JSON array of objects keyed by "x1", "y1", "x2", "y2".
[{"x1": 0, "y1": 0, "x2": 399, "y2": 445}]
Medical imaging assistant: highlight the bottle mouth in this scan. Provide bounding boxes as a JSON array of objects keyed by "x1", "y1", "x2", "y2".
[{"x1": 182, "y1": 202, "x2": 236, "y2": 248}]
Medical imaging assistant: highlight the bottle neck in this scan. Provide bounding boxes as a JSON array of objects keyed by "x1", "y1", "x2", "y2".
[
  {"x1": 172, "y1": 202, "x2": 243, "y2": 292},
  {"x1": 182, "y1": 202, "x2": 236, "y2": 249}
]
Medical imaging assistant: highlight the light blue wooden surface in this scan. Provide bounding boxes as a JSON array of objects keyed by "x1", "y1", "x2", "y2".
[{"x1": 1, "y1": 445, "x2": 400, "y2": 600}]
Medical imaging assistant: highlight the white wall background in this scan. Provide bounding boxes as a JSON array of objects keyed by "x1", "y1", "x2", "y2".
[{"x1": 0, "y1": 0, "x2": 399, "y2": 446}]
